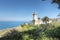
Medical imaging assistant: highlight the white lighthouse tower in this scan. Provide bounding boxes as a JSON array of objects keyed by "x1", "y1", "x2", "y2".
[{"x1": 33, "y1": 11, "x2": 38, "y2": 25}]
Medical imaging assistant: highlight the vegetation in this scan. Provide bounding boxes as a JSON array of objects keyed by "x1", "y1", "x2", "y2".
[
  {"x1": 42, "y1": 0, "x2": 60, "y2": 8},
  {"x1": 0, "y1": 0, "x2": 60, "y2": 40},
  {"x1": 0, "y1": 21, "x2": 60, "y2": 40},
  {"x1": 42, "y1": 16, "x2": 49, "y2": 24}
]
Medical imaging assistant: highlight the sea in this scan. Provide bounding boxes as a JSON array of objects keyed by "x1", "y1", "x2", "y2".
[{"x1": 0, "y1": 21, "x2": 26, "y2": 30}]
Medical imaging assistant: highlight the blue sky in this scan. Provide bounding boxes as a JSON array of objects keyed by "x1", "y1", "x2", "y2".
[{"x1": 0, "y1": 0, "x2": 60, "y2": 21}]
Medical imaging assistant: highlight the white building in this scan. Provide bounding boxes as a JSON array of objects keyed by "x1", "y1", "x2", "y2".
[
  {"x1": 32, "y1": 11, "x2": 43, "y2": 25},
  {"x1": 26, "y1": 11, "x2": 60, "y2": 25},
  {"x1": 32, "y1": 11, "x2": 52, "y2": 25}
]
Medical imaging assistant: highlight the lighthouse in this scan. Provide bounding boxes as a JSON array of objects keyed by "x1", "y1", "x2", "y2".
[{"x1": 33, "y1": 11, "x2": 38, "y2": 25}]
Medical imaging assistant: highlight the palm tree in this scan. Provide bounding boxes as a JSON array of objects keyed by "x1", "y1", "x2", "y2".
[
  {"x1": 42, "y1": 16, "x2": 49, "y2": 31},
  {"x1": 42, "y1": 16, "x2": 49, "y2": 24}
]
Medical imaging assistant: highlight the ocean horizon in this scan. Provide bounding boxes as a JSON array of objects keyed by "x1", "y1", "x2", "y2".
[{"x1": 0, "y1": 21, "x2": 26, "y2": 30}]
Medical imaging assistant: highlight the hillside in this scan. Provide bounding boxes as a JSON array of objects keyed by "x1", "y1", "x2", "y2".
[
  {"x1": 0, "y1": 21, "x2": 60, "y2": 40},
  {"x1": 0, "y1": 24, "x2": 36, "y2": 38}
]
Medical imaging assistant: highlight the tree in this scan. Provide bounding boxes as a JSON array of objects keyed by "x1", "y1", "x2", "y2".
[
  {"x1": 42, "y1": 16, "x2": 49, "y2": 31},
  {"x1": 42, "y1": 16, "x2": 49, "y2": 24},
  {"x1": 42, "y1": 0, "x2": 60, "y2": 8},
  {"x1": 52, "y1": 0, "x2": 60, "y2": 8}
]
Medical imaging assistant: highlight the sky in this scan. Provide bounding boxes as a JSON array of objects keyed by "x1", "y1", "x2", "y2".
[{"x1": 0, "y1": 0, "x2": 60, "y2": 21}]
